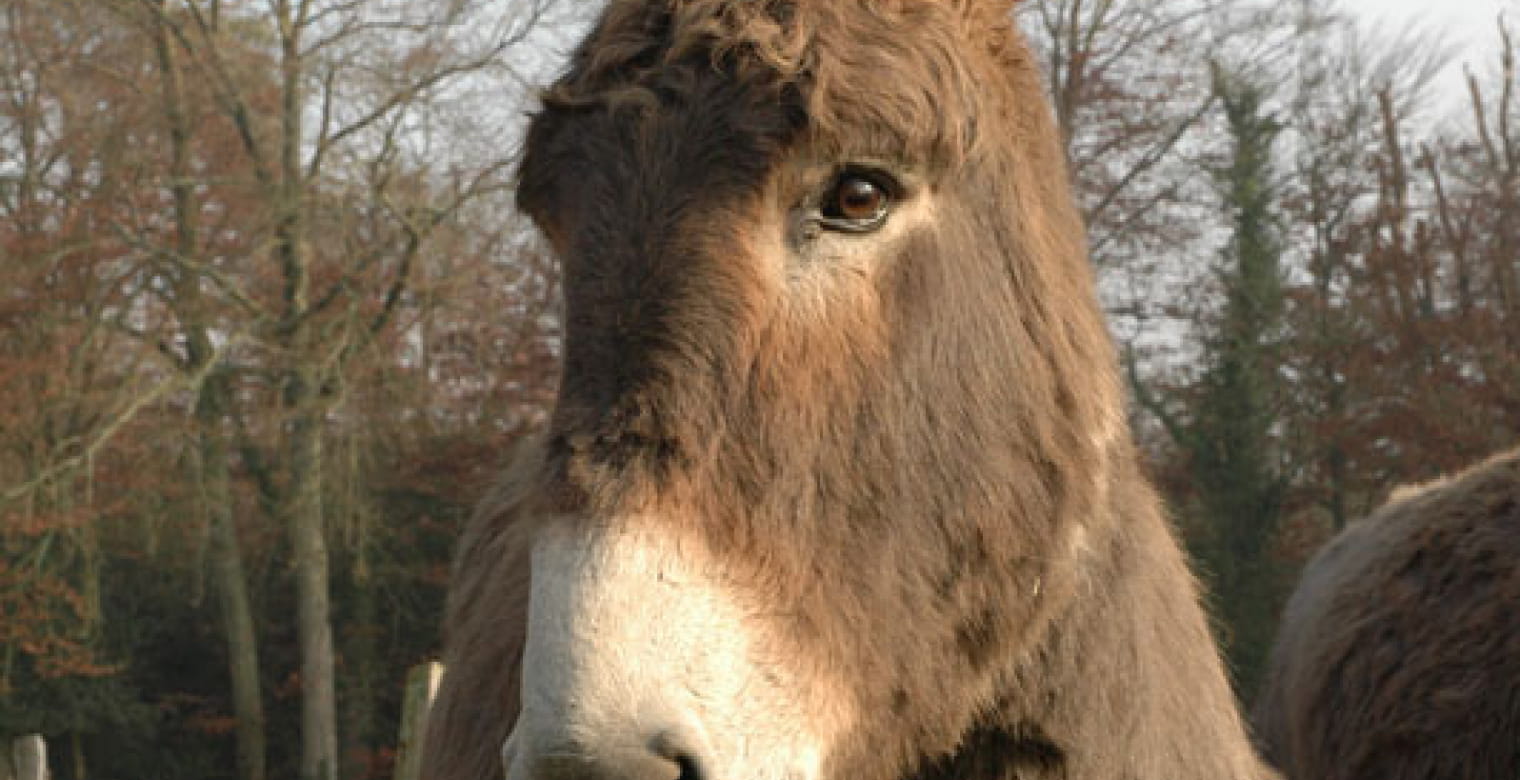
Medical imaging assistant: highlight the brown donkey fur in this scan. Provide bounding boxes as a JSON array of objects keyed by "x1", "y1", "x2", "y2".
[
  {"x1": 1255, "y1": 447, "x2": 1520, "y2": 780},
  {"x1": 423, "y1": 2, "x2": 1272, "y2": 779}
]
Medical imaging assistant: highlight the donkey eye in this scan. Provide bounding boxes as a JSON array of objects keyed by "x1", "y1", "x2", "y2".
[{"x1": 820, "y1": 171, "x2": 894, "y2": 232}]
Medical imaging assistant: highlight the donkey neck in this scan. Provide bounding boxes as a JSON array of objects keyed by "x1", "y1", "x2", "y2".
[
  {"x1": 914, "y1": 460, "x2": 1271, "y2": 780},
  {"x1": 1032, "y1": 470, "x2": 1266, "y2": 779}
]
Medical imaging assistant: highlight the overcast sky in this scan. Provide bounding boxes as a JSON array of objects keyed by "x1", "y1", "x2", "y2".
[
  {"x1": 1339, "y1": 0, "x2": 1511, "y2": 76},
  {"x1": 1340, "y1": 0, "x2": 1510, "y2": 41},
  {"x1": 1336, "y1": 0, "x2": 1513, "y2": 118}
]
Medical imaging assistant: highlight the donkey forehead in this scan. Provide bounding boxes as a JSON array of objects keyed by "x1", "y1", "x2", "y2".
[{"x1": 522, "y1": 1, "x2": 989, "y2": 191}]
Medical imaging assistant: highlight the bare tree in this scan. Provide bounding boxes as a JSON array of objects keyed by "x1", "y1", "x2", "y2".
[
  {"x1": 91, "y1": 1, "x2": 563, "y2": 777},
  {"x1": 0, "y1": 0, "x2": 191, "y2": 712}
]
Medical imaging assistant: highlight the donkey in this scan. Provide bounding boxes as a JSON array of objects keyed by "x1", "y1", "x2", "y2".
[
  {"x1": 423, "y1": 2, "x2": 1273, "y2": 779},
  {"x1": 1254, "y1": 447, "x2": 1520, "y2": 780}
]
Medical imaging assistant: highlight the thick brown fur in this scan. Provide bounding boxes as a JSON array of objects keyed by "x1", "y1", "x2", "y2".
[
  {"x1": 424, "y1": 2, "x2": 1272, "y2": 779},
  {"x1": 1254, "y1": 447, "x2": 1520, "y2": 780}
]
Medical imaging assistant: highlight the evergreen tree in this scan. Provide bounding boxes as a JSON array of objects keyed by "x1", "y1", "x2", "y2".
[
  {"x1": 1187, "y1": 69, "x2": 1290, "y2": 697},
  {"x1": 1134, "y1": 68, "x2": 1290, "y2": 696}
]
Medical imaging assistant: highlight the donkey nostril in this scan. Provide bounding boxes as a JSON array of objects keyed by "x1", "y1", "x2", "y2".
[
  {"x1": 519, "y1": 724, "x2": 713, "y2": 780},
  {"x1": 672, "y1": 754, "x2": 705, "y2": 780},
  {"x1": 650, "y1": 730, "x2": 710, "y2": 780}
]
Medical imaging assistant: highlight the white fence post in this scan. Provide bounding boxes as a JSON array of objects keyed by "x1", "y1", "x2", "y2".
[
  {"x1": 12, "y1": 736, "x2": 47, "y2": 780},
  {"x1": 393, "y1": 662, "x2": 444, "y2": 780}
]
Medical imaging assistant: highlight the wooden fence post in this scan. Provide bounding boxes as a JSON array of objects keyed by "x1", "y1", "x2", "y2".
[{"x1": 393, "y1": 662, "x2": 444, "y2": 780}]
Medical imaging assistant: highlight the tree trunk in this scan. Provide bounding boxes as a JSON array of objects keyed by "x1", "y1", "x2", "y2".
[
  {"x1": 67, "y1": 734, "x2": 81, "y2": 780},
  {"x1": 145, "y1": 12, "x2": 270, "y2": 777},
  {"x1": 200, "y1": 384, "x2": 268, "y2": 780},
  {"x1": 271, "y1": 0, "x2": 338, "y2": 772},
  {"x1": 289, "y1": 378, "x2": 338, "y2": 780},
  {"x1": 342, "y1": 560, "x2": 380, "y2": 780},
  {"x1": 210, "y1": 476, "x2": 269, "y2": 780}
]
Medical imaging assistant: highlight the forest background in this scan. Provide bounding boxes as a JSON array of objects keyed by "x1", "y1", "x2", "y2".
[{"x1": 2, "y1": 0, "x2": 1517, "y2": 778}]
